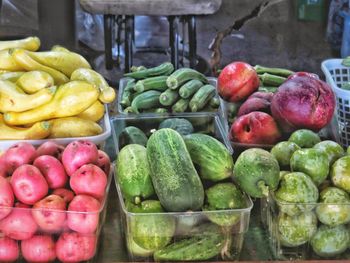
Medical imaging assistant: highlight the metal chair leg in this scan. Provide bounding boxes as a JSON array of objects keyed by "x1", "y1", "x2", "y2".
[
  {"x1": 168, "y1": 16, "x2": 180, "y2": 69},
  {"x1": 188, "y1": 15, "x2": 197, "y2": 69},
  {"x1": 124, "y1": 15, "x2": 134, "y2": 73},
  {"x1": 103, "y1": 14, "x2": 114, "y2": 70}
]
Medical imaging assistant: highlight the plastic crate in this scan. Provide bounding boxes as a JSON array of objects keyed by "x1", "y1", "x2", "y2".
[{"x1": 321, "y1": 59, "x2": 350, "y2": 148}]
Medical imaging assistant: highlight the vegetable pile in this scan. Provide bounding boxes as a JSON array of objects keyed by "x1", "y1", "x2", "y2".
[{"x1": 0, "y1": 140, "x2": 111, "y2": 262}]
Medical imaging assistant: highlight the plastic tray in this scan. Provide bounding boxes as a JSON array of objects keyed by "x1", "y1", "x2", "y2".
[
  {"x1": 266, "y1": 192, "x2": 350, "y2": 260},
  {"x1": 0, "y1": 106, "x2": 112, "y2": 151},
  {"x1": 321, "y1": 58, "x2": 350, "y2": 148}
]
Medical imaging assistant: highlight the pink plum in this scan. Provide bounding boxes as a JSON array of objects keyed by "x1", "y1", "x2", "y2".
[
  {"x1": 33, "y1": 155, "x2": 68, "y2": 189},
  {"x1": 21, "y1": 235, "x2": 56, "y2": 263},
  {"x1": 67, "y1": 195, "x2": 100, "y2": 234},
  {"x1": 11, "y1": 165, "x2": 48, "y2": 205}
]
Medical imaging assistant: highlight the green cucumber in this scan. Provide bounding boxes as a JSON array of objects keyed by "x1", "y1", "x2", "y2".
[
  {"x1": 119, "y1": 126, "x2": 148, "y2": 148},
  {"x1": 134, "y1": 76, "x2": 168, "y2": 93},
  {"x1": 130, "y1": 65, "x2": 147, "y2": 72},
  {"x1": 116, "y1": 144, "x2": 155, "y2": 204},
  {"x1": 146, "y1": 129, "x2": 204, "y2": 212},
  {"x1": 166, "y1": 68, "x2": 208, "y2": 90},
  {"x1": 124, "y1": 62, "x2": 174, "y2": 79},
  {"x1": 142, "y1": 107, "x2": 168, "y2": 113},
  {"x1": 209, "y1": 97, "x2": 220, "y2": 108},
  {"x1": 153, "y1": 223, "x2": 224, "y2": 261},
  {"x1": 159, "y1": 118, "x2": 194, "y2": 136},
  {"x1": 178, "y1": 79, "x2": 203, "y2": 98},
  {"x1": 121, "y1": 79, "x2": 135, "y2": 108},
  {"x1": 159, "y1": 88, "x2": 179, "y2": 106},
  {"x1": 258, "y1": 86, "x2": 278, "y2": 93},
  {"x1": 131, "y1": 90, "x2": 162, "y2": 113},
  {"x1": 259, "y1": 73, "x2": 286, "y2": 87},
  {"x1": 172, "y1": 98, "x2": 190, "y2": 113},
  {"x1": 254, "y1": 65, "x2": 294, "y2": 77},
  {"x1": 189, "y1": 84, "x2": 216, "y2": 112},
  {"x1": 184, "y1": 133, "x2": 233, "y2": 181}
]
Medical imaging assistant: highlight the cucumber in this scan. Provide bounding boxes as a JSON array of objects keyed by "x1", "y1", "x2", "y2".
[
  {"x1": 130, "y1": 65, "x2": 147, "y2": 72},
  {"x1": 116, "y1": 144, "x2": 155, "y2": 204},
  {"x1": 159, "y1": 88, "x2": 179, "y2": 106},
  {"x1": 254, "y1": 65, "x2": 294, "y2": 77},
  {"x1": 209, "y1": 97, "x2": 220, "y2": 108},
  {"x1": 189, "y1": 84, "x2": 216, "y2": 112},
  {"x1": 178, "y1": 79, "x2": 203, "y2": 98},
  {"x1": 121, "y1": 79, "x2": 135, "y2": 108},
  {"x1": 131, "y1": 90, "x2": 162, "y2": 113},
  {"x1": 146, "y1": 129, "x2": 204, "y2": 212},
  {"x1": 172, "y1": 98, "x2": 190, "y2": 112},
  {"x1": 184, "y1": 133, "x2": 233, "y2": 181},
  {"x1": 158, "y1": 118, "x2": 194, "y2": 136},
  {"x1": 124, "y1": 62, "x2": 174, "y2": 79},
  {"x1": 142, "y1": 107, "x2": 168, "y2": 113},
  {"x1": 166, "y1": 68, "x2": 208, "y2": 90},
  {"x1": 134, "y1": 76, "x2": 168, "y2": 93},
  {"x1": 153, "y1": 223, "x2": 224, "y2": 261},
  {"x1": 119, "y1": 126, "x2": 148, "y2": 148},
  {"x1": 259, "y1": 73, "x2": 286, "y2": 87}
]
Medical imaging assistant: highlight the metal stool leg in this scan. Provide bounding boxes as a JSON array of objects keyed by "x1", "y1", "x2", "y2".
[
  {"x1": 188, "y1": 15, "x2": 197, "y2": 69},
  {"x1": 124, "y1": 15, "x2": 134, "y2": 73},
  {"x1": 103, "y1": 14, "x2": 114, "y2": 70},
  {"x1": 168, "y1": 16, "x2": 180, "y2": 69}
]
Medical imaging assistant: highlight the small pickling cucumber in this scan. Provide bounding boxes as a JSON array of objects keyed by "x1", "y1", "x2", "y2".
[
  {"x1": 124, "y1": 62, "x2": 174, "y2": 79},
  {"x1": 166, "y1": 68, "x2": 208, "y2": 90},
  {"x1": 158, "y1": 118, "x2": 194, "y2": 136},
  {"x1": 142, "y1": 107, "x2": 168, "y2": 113},
  {"x1": 189, "y1": 84, "x2": 216, "y2": 112},
  {"x1": 209, "y1": 97, "x2": 220, "y2": 108},
  {"x1": 119, "y1": 126, "x2": 148, "y2": 148},
  {"x1": 172, "y1": 98, "x2": 190, "y2": 112},
  {"x1": 134, "y1": 76, "x2": 168, "y2": 93},
  {"x1": 130, "y1": 65, "x2": 147, "y2": 72},
  {"x1": 131, "y1": 90, "x2": 162, "y2": 113},
  {"x1": 178, "y1": 79, "x2": 203, "y2": 98},
  {"x1": 159, "y1": 88, "x2": 179, "y2": 106},
  {"x1": 121, "y1": 79, "x2": 135, "y2": 108}
]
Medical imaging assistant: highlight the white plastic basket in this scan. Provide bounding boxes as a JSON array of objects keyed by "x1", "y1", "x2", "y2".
[{"x1": 321, "y1": 58, "x2": 350, "y2": 148}]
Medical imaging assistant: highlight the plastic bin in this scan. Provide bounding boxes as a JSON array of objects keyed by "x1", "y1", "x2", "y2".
[
  {"x1": 111, "y1": 114, "x2": 253, "y2": 261},
  {"x1": 0, "y1": 106, "x2": 112, "y2": 151},
  {"x1": 266, "y1": 192, "x2": 350, "y2": 260},
  {"x1": 321, "y1": 59, "x2": 350, "y2": 147}
]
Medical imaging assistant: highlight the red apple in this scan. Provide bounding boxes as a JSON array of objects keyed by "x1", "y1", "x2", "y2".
[
  {"x1": 230, "y1": 111, "x2": 281, "y2": 144},
  {"x1": 21, "y1": 235, "x2": 56, "y2": 262},
  {"x1": 0, "y1": 208, "x2": 38, "y2": 240},
  {"x1": 56, "y1": 232, "x2": 96, "y2": 262},
  {"x1": 34, "y1": 155, "x2": 68, "y2": 189},
  {"x1": 52, "y1": 188, "x2": 75, "y2": 203},
  {"x1": 62, "y1": 140, "x2": 99, "y2": 176},
  {"x1": 67, "y1": 195, "x2": 100, "y2": 234},
  {"x1": 0, "y1": 176, "x2": 14, "y2": 220},
  {"x1": 70, "y1": 164, "x2": 107, "y2": 200},
  {"x1": 0, "y1": 236, "x2": 19, "y2": 262},
  {"x1": 11, "y1": 164, "x2": 48, "y2": 205},
  {"x1": 218, "y1": 61, "x2": 260, "y2": 102},
  {"x1": 35, "y1": 141, "x2": 65, "y2": 161},
  {"x1": 97, "y1": 150, "x2": 111, "y2": 175},
  {"x1": 32, "y1": 195, "x2": 66, "y2": 233}
]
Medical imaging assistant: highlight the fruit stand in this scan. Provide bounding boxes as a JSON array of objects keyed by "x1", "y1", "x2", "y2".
[{"x1": 1, "y1": 9, "x2": 350, "y2": 261}]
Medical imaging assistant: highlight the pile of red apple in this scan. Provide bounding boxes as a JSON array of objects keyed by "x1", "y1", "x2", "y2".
[
  {"x1": 218, "y1": 61, "x2": 336, "y2": 145},
  {"x1": 0, "y1": 140, "x2": 111, "y2": 262}
]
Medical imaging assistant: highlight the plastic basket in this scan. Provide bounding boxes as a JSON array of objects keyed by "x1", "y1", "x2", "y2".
[{"x1": 321, "y1": 59, "x2": 350, "y2": 147}]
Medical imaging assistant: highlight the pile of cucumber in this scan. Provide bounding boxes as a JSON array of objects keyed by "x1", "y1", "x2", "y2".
[
  {"x1": 115, "y1": 118, "x2": 249, "y2": 261},
  {"x1": 120, "y1": 62, "x2": 220, "y2": 114}
]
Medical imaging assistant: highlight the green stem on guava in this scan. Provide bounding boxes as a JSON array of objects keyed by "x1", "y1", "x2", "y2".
[
  {"x1": 254, "y1": 65, "x2": 294, "y2": 77},
  {"x1": 257, "y1": 180, "x2": 269, "y2": 197}
]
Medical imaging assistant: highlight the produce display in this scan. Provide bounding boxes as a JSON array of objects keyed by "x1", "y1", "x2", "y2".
[
  {"x1": 119, "y1": 62, "x2": 221, "y2": 114},
  {"x1": 114, "y1": 116, "x2": 252, "y2": 261},
  {"x1": 0, "y1": 140, "x2": 111, "y2": 262},
  {"x1": 0, "y1": 37, "x2": 116, "y2": 140}
]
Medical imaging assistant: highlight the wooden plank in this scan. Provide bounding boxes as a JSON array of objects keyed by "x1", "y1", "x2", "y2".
[{"x1": 79, "y1": 0, "x2": 222, "y2": 16}]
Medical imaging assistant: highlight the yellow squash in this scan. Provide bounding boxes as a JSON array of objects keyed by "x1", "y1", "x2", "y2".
[
  {"x1": 0, "y1": 80, "x2": 56, "y2": 112},
  {"x1": 77, "y1": 100, "x2": 105, "y2": 122},
  {"x1": 0, "y1": 114, "x2": 50, "y2": 140},
  {"x1": 10, "y1": 49, "x2": 69, "y2": 85},
  {"x1": 0, "y1": 71, "x2": 25, "y2": 82},
  {"x1": 16, "y1": 70, "x2": 54, "y2": 94},
  {"x1": 4, "y1": 80, "x2": 99, "y2": 125},
  {"x1": 27, "y1": 50, "x2": 91, "y2": 77},
  {"x1": 71, "y1": 68, "x2": 116, "y2": 103},
  {"x1": 51, "y1": 45, "x2": 70, "y2": 52},
  {"x1": 0, "y1": 49, "x2": 25, "y2": 71},
  {"x1": 0, "y1": 36, "x2": 40, "y2": 51},
  {"x1": 49, "y1": 117, "x2": 102, "y2": 138}
]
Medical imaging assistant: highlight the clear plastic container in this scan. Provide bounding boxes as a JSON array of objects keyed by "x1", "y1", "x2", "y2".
[
  {"x1": 111, "y1": 114, "x2": 253, "y2": 261},
  {"x1": 266, "y1": 192, "x2": 350, "y2": 260},
  {"x1": 0, "y1": 106, "x2": 112, "y2": 151}
]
